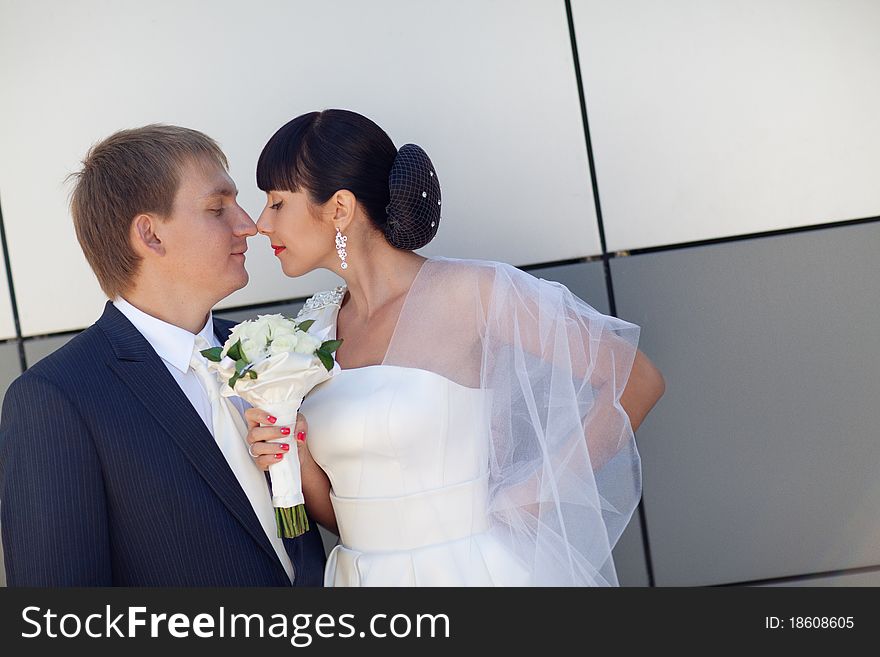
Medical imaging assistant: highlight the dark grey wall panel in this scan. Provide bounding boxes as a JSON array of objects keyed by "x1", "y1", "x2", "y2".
[
  {"x1": 611, "y1": 221, "x2": 880, "y2": 585},
  {"x1": 0, "y1": 341, "x2": 22, "y2": 407},
  {"x1": 612, "y1": 513, "x2": 650, "y2": 587},
  {"x1": 526, "y1": 261, "x2": 611, "y2": 316},
  {"x1": 0, "y1": 340, "x2": 21, "y2": 587},
  {"x1": 23, "y1": 334, "x2": 76, "y2": 368},
  {"x1": 317, "y1": 525, "x2": 339, "y2": 558},
  {"x1": 216, "y1": 301, "x2": 306, "y2": 325}
]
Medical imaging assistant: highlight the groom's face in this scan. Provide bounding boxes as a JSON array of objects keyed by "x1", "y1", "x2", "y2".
[{"x1": 156, "y1": 157, "x2": 257, "y2": 301}]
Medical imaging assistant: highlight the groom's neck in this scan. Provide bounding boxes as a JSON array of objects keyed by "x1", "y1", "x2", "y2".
[{"x1": 121, "y1": 279, "x2": 217, "y2": 335}]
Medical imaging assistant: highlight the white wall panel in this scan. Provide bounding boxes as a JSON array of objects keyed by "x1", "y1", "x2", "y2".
[
  {"x1": 572, "y1": 0, "x2": 880, "y2": 252},
  {"x1": 0, "y1": 0, "x2": 599, "y2": 335}
]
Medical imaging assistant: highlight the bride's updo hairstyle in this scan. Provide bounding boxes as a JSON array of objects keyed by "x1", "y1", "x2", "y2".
[{"x1": 257, "y1": 109, "x2": 441, "y2": 250}]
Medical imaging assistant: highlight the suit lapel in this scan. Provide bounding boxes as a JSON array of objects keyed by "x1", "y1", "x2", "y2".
[
  {"x1": 97, "y1": 302, "x2": 285, "y2": 573},
  {"x1": 211, "y1": 316, "x2": 237, "y2": 346}
]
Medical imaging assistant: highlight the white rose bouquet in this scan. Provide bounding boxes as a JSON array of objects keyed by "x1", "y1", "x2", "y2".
[{"x1": 200, "y1": 314, "x2": 341, "y2": 538}]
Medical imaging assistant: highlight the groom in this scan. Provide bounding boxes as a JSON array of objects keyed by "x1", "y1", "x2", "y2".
[{"x1": 0, "y1": 125, "x2": 325, "y2": 585}]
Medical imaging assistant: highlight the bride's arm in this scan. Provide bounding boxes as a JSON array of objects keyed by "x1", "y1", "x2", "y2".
[
  {"x1": 620, "y1": 349, "x2": 665, "y2": 433},
  {"x1": 475, "y1": 266, "x2": 665, "y2": 463},
  {"x1": 295, "y1": 433, "x2": 338, "y2": 535},
  {"x1": 578, "y1": 348, "x2": 665, "y2": 471}
]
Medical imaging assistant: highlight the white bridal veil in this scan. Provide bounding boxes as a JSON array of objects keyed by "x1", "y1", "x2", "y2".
[{"x1": 378, "y1": 257, "x2": 642, "y2": 586}]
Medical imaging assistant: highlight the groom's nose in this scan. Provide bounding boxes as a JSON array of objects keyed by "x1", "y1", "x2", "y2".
[{"x1": 233, "y1": 205, "x2": 258, "y2": 237}]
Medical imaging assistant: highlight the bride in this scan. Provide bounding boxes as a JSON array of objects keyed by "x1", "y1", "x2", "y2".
[{"x1": 243, "y1": 109, "x2": 666, "y2": 586}]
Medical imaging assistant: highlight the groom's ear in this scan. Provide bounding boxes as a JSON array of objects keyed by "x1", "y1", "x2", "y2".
[
  {"x1": 331, "y1": 190, "x2": 356, "y2": 233},
  {"x1": 131, "y1": 213, "x2": 165, "y2": 257}
]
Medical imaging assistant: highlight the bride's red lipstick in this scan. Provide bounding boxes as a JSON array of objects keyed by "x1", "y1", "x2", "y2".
[{"x1": 272, "y1": 245, "x2": 286, "y2": 256}]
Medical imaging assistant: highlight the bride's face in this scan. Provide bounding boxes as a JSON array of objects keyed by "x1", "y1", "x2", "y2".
[{"x1": 256, "y1": 189, "x2": 335, "y2": 277}]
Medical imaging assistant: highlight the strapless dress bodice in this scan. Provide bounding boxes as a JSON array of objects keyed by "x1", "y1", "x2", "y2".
[{"x1": 300, "y1": 365, "x2": 530, "y2": 586}]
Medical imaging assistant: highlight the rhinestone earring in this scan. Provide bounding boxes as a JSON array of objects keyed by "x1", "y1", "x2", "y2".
[{"x1": 335, "y1": 228, "x2": 348, "y2": 270}]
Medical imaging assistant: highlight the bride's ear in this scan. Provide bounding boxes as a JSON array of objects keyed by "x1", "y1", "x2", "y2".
[
  {"x1": 131, "y1": 213, "x2": 165, "y2": 257},
  {"x1": 331, "y1": 190, "x2": 356, "y2": 233}
]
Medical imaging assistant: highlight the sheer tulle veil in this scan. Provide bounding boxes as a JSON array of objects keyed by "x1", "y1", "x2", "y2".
[{"x1": 381, "y1": 256, "x2": 642, "y2": 585}]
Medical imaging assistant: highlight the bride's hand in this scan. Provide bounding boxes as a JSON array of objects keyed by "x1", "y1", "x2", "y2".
[{"x1": 244, "y1": 408, "x2": 309, "y2": 471}]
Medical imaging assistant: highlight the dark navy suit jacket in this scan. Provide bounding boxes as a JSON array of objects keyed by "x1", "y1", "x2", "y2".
[{"x1": 0, "y1": 301, "x2": 326, "y2": 586}]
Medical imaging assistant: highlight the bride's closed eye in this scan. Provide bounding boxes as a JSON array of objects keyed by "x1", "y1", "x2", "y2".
[{"x1": 270, "y1": 201, "x2": 283, "y2": 210}]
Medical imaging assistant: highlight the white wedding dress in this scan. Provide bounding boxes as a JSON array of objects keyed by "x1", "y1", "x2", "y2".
[
  {"x1": 295, "y1": 257, "x2": 642, "y2": 587},
  {"x1": 298, "y1": 290, "x2": 531, "y2": 586}
]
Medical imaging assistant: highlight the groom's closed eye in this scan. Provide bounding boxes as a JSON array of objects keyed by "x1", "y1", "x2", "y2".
[
  {"x1": 204, "y1": 188, "x2": 239, "y2": 217},
  {"x1": 270, "y1": 201, "x2": 283, "y2": 210}
]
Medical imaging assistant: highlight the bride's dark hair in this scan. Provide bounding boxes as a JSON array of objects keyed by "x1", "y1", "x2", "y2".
[{"x1": 257, "y1": 109, "x2": 441, "y2": 250}]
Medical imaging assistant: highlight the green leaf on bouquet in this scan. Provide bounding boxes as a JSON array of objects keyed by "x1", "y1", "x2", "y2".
[
  {"x1": 320, "y1": 339, "x2": 342, "y2": 353},
  {"x1": 296, "y1": 319, "x2": 316, "y2": 332},
  {"x1": 247, "y1": 370, "x2": 258, "y2": 379},
  {"x1": 227, "y1": 371, "x2": 243, "y2": 388},
  {"x1": 226, "y1": 339, "x2": 243, "y2": 362},
  {"x1": 235, "y1": 358, "x2": 249, "y2": 373},
  {"x1": 315, "y1": 350, "x2": 334, "y2": 372},
  {"x1": 200, "y1": 347, "x2": 224, "y2": 362}
]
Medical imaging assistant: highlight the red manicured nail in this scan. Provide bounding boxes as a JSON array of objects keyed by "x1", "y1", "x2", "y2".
[
  {"x1": 280, "y1": 443, "x2": 290, "y2": 452},
  {"x1": 280, "y1": 427, "x2": 291, "y2": 436},
  {"x1": 274, "y1": 453, "x2": 283, "y2": 460},
  {"x1": 266, "y1": 415, "x2": 277, "y2": 424},
  {"x1": 297, "y1": 431, "x2": 306, "y2": 442}
]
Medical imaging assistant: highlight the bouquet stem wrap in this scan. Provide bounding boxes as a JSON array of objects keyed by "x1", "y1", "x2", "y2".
[
  {"x1": 213, "y1": 346, "x2": 339, "y2": 540},
  {"x1": 260, "y1": 400, "x2": 307, "y2": 538}
]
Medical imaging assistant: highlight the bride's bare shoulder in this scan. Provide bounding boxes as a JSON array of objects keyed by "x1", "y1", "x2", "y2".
[
  {"x1": 421, "y1": 257, "x2": 508, "y2": 312},
  {"x1": 425, "y1": 256, "x2": 500, "y2": 288}
]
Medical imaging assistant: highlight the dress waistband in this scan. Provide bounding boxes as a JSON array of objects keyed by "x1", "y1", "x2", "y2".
[{"x1": 329, "y1": 473, "x2": 490, "y2": 553}]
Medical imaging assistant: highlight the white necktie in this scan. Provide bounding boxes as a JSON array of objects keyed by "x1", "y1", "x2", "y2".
[{"x1": 189, "y1": 336, "x2": 295, "y2": 583}]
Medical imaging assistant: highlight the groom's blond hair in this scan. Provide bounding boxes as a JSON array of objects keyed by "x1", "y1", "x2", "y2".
[{"x1": 69, "y1": 124, "x2": 228, "y2": 298}]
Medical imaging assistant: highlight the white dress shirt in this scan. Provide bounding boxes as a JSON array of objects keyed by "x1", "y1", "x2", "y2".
[{"x1": 113, "y1": 297, "x2": 295, "y2": 583}]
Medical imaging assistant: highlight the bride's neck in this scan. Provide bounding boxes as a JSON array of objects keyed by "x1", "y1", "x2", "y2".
[{"x1": 339, "y1": 248, "x2": 427, "y2": 320}]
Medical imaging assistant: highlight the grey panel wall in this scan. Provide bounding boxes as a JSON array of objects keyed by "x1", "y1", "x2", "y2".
[
  {"x1": 216, "y1": 301, "x2": 306, "y2": 325},
  {"x1": 526, "y1": 261, "x2": 610, "y2": 315},
  {"x1": 0, "y1": 341, "x2": 21, "y2": 587},
  {"x1": 0, "y1": 342, "x2": 21, "y2": 410},
  {"x1": 23, "y1": 334, "x2": 76, "y2": 368},
  {"x1": 610, "y1": 221, "x2": 880, "y2": 586}
]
